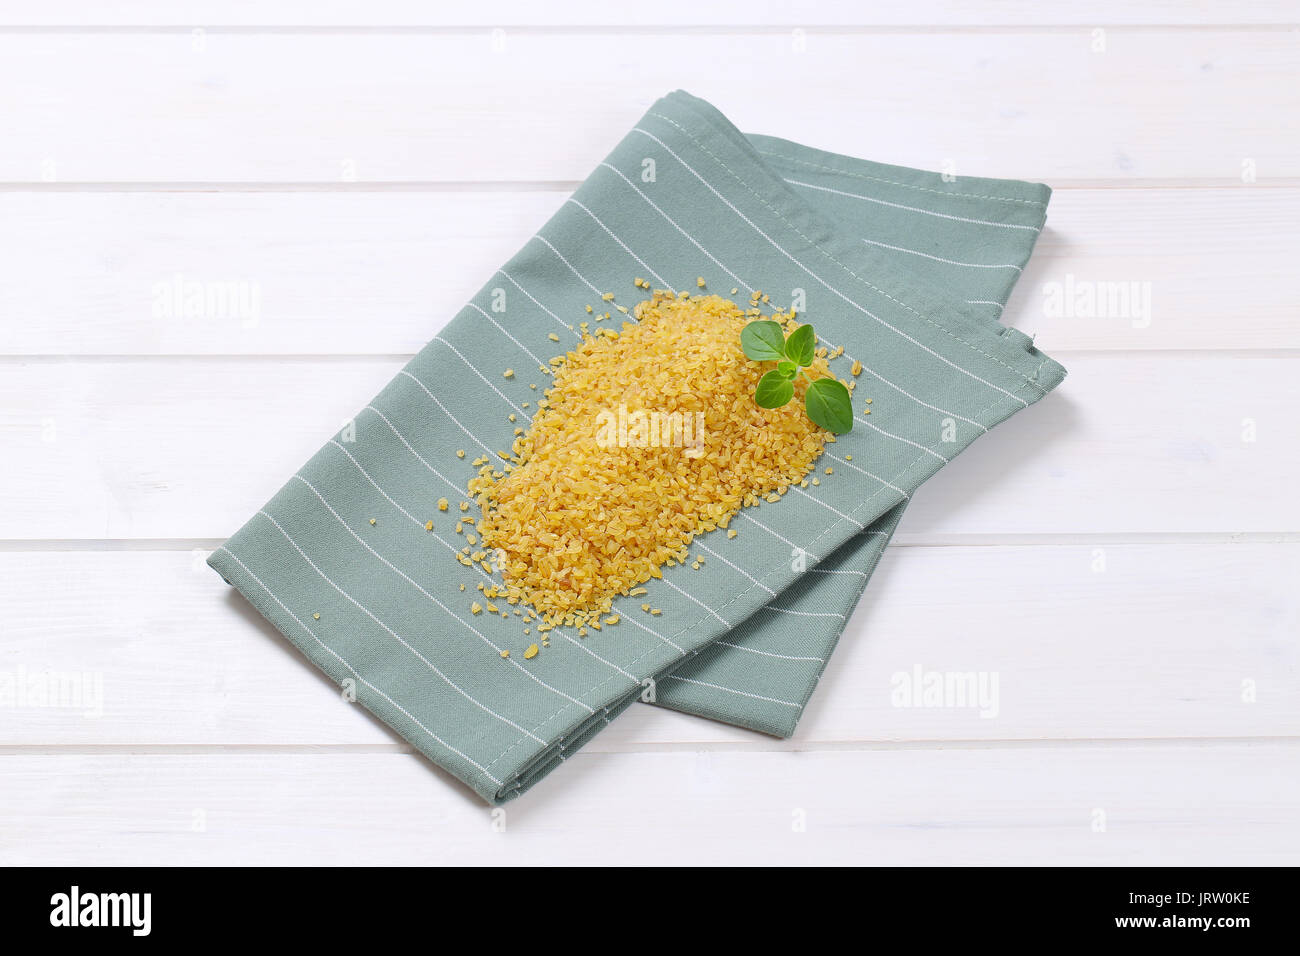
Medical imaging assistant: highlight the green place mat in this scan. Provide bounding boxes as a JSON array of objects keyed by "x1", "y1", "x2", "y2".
[{"x1": 210, "y1": 91, "x2": 1065, "y2": 804}]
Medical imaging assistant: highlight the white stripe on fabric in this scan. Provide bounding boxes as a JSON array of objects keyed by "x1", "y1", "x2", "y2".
[
  {"x1": 860, "y1": 416, "x2": 951, "y2": 463},
  {"x1": 785, "y1": 178, "x2": 1043, "y2": 233},
  {"x1": 735, "y1": 511, "x2": 822, "y2": 563},
  {"x1": 791, "y1": 486, "x2": 866, "y2": 529},
  {"x1": 618, "y1": 611, "x2": 687, "y2": 654},
  {"x1": 217, "y1": 546, "x2": 505, "y2": 788},
  {"x1": 861, "y1": 237, "x2": 1023, "y2": 272},
  {"x1": 588, "y1": 142, "x2": 990, "y2": 435},
  {"x1": 712, "y1": 640, "x2": 825, "y2": 663},
  {"x1": 665, "y1": 674, "x2": 801, "y2": 708},
  {"x1": 633, "y1": 124, "x2": 1032, "y2": 408},
  {"x1": 497, "y1": 269, "x2": 579, "y2": 336},
  {"x1": 286, "y1": 477, "x2": 597, "y2": 716},
  {"x1": 664, "y1": 579, "x2": 733, "y2": 628},
  {"x1": 824, "y1": 452, "x2": 910, "y2": 497},
  {"x1": 812, "y1": 330, "x2": 987, "y2": 433},
  {"x1": 258, "y1": 507, "x2": 550, "y2": 743},
  {"x1": 434, "y1": 336, "x2": 526, "y2": 416},
  {"x1": 692, "y1": 541, "x2": 778, "y2": 596},
  {"x1": 565, "y1": 198, "x2": 671, "y2": 289},
  {"x1": 362, "y1": 405, "x2": 464, "y2": 497},
  {"x1": 396, "y1": 369, "x2": 495, "y2": 457},
  {"x1": 598, "y1": 161, "x2": 753, "y2": 294},
  {"x1": 531, "y1": 234, "x2": 603, "y2": 297},
  {"x1": 325, "y1": 438, "x2": 492, "y2": 577},
  {"x1": 464, "y1": 302, "x2": 551, "y2": 369},
  {"x1": 327, "y1": 439, "x2": 423, "y2": 525},
  {"x1": 753, "y1": 149, "x2": 1046, "y2": 207},
  {"x1": 558, "y1": 632, "x2": 638, "y2": 683},
  {"x1": 762, "y1": 605, "x2": 847, "y2": 621}
]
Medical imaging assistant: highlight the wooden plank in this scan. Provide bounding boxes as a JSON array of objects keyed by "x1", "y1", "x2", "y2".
[
  {"x1": 1, "y1": 744, "x2": 1295, "y2": 864},
  {"x1": 1, "y1": 31, "x2": 1296, "y2": 183},
  {"x1": 1, "y1": 542, "x2": 1294, "y2": 746},
  {"x1": 2, "y1": 186, "x2": 1294, "y2": 355},
  {"x1": 4, "y1": 1, "x2": 1295, "y2": 28},
  {"x1": 1, "y1": 354, "x2": 1294, "y2": 540},
  {"x1": 0, "y1": 190, "x2": 566, "y2": 356}
]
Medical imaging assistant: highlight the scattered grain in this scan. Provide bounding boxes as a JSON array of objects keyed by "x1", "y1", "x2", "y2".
[{"x1": 466, "y1": 289, "x2": 833, "y2": 626}]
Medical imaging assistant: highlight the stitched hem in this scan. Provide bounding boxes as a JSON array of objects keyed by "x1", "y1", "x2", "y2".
[{"x1": 650, "y1": 90, "x2": 1067, "y2": 396}]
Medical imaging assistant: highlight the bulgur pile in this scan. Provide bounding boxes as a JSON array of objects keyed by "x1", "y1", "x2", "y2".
[{"x1": 467, "y1": 290, "x2": 836, "y2": 628}]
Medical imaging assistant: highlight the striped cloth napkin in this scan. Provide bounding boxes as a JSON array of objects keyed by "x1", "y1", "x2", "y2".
[{"x1": 210, "y1": 91, "x2": 1065, "y2": 804}]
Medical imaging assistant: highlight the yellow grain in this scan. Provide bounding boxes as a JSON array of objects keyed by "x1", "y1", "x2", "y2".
[{"x1": 466, "y1": 289, "x2": 833, "y2": 625}]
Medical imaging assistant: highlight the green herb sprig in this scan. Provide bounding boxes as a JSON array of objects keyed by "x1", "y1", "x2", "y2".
[{"x1": 741, "y1": 320, "x2": 853, "y2": 433}]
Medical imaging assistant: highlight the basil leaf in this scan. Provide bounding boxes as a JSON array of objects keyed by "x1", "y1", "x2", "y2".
[
  {"x1": 784, "y1": 323, "x2": 816, "y2": 367},
  {"x1": 754, "y1": 369, "x2": 795, "y2": 409},
  {"x1": 777, "y1": 360, "x2": 797, "y2": 379},
  {"x1": 741, "y1": 321, "x2": 787, "y2": 362},
  {"x1": 804, "y1": 377, "x2": 854, "y2": 433}
]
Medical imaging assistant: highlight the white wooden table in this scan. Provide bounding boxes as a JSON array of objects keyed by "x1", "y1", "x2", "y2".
[{"x1": 2, "y1": 1, "x2": 1297, "y2": 865}]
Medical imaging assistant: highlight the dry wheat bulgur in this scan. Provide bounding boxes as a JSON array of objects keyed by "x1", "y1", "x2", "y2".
[{"x1": 466, "y1": 289, "x2": 834, "y2": 626}]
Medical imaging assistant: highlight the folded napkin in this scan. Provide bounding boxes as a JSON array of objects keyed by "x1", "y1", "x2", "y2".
[{"x1": 211, "y1": 91, "x2": 1065, "y2": 804}]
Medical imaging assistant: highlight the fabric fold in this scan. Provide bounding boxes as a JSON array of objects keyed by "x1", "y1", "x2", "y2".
[{"x1": 210, "y1": 90, "x2": 1065, "y2": 803}]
